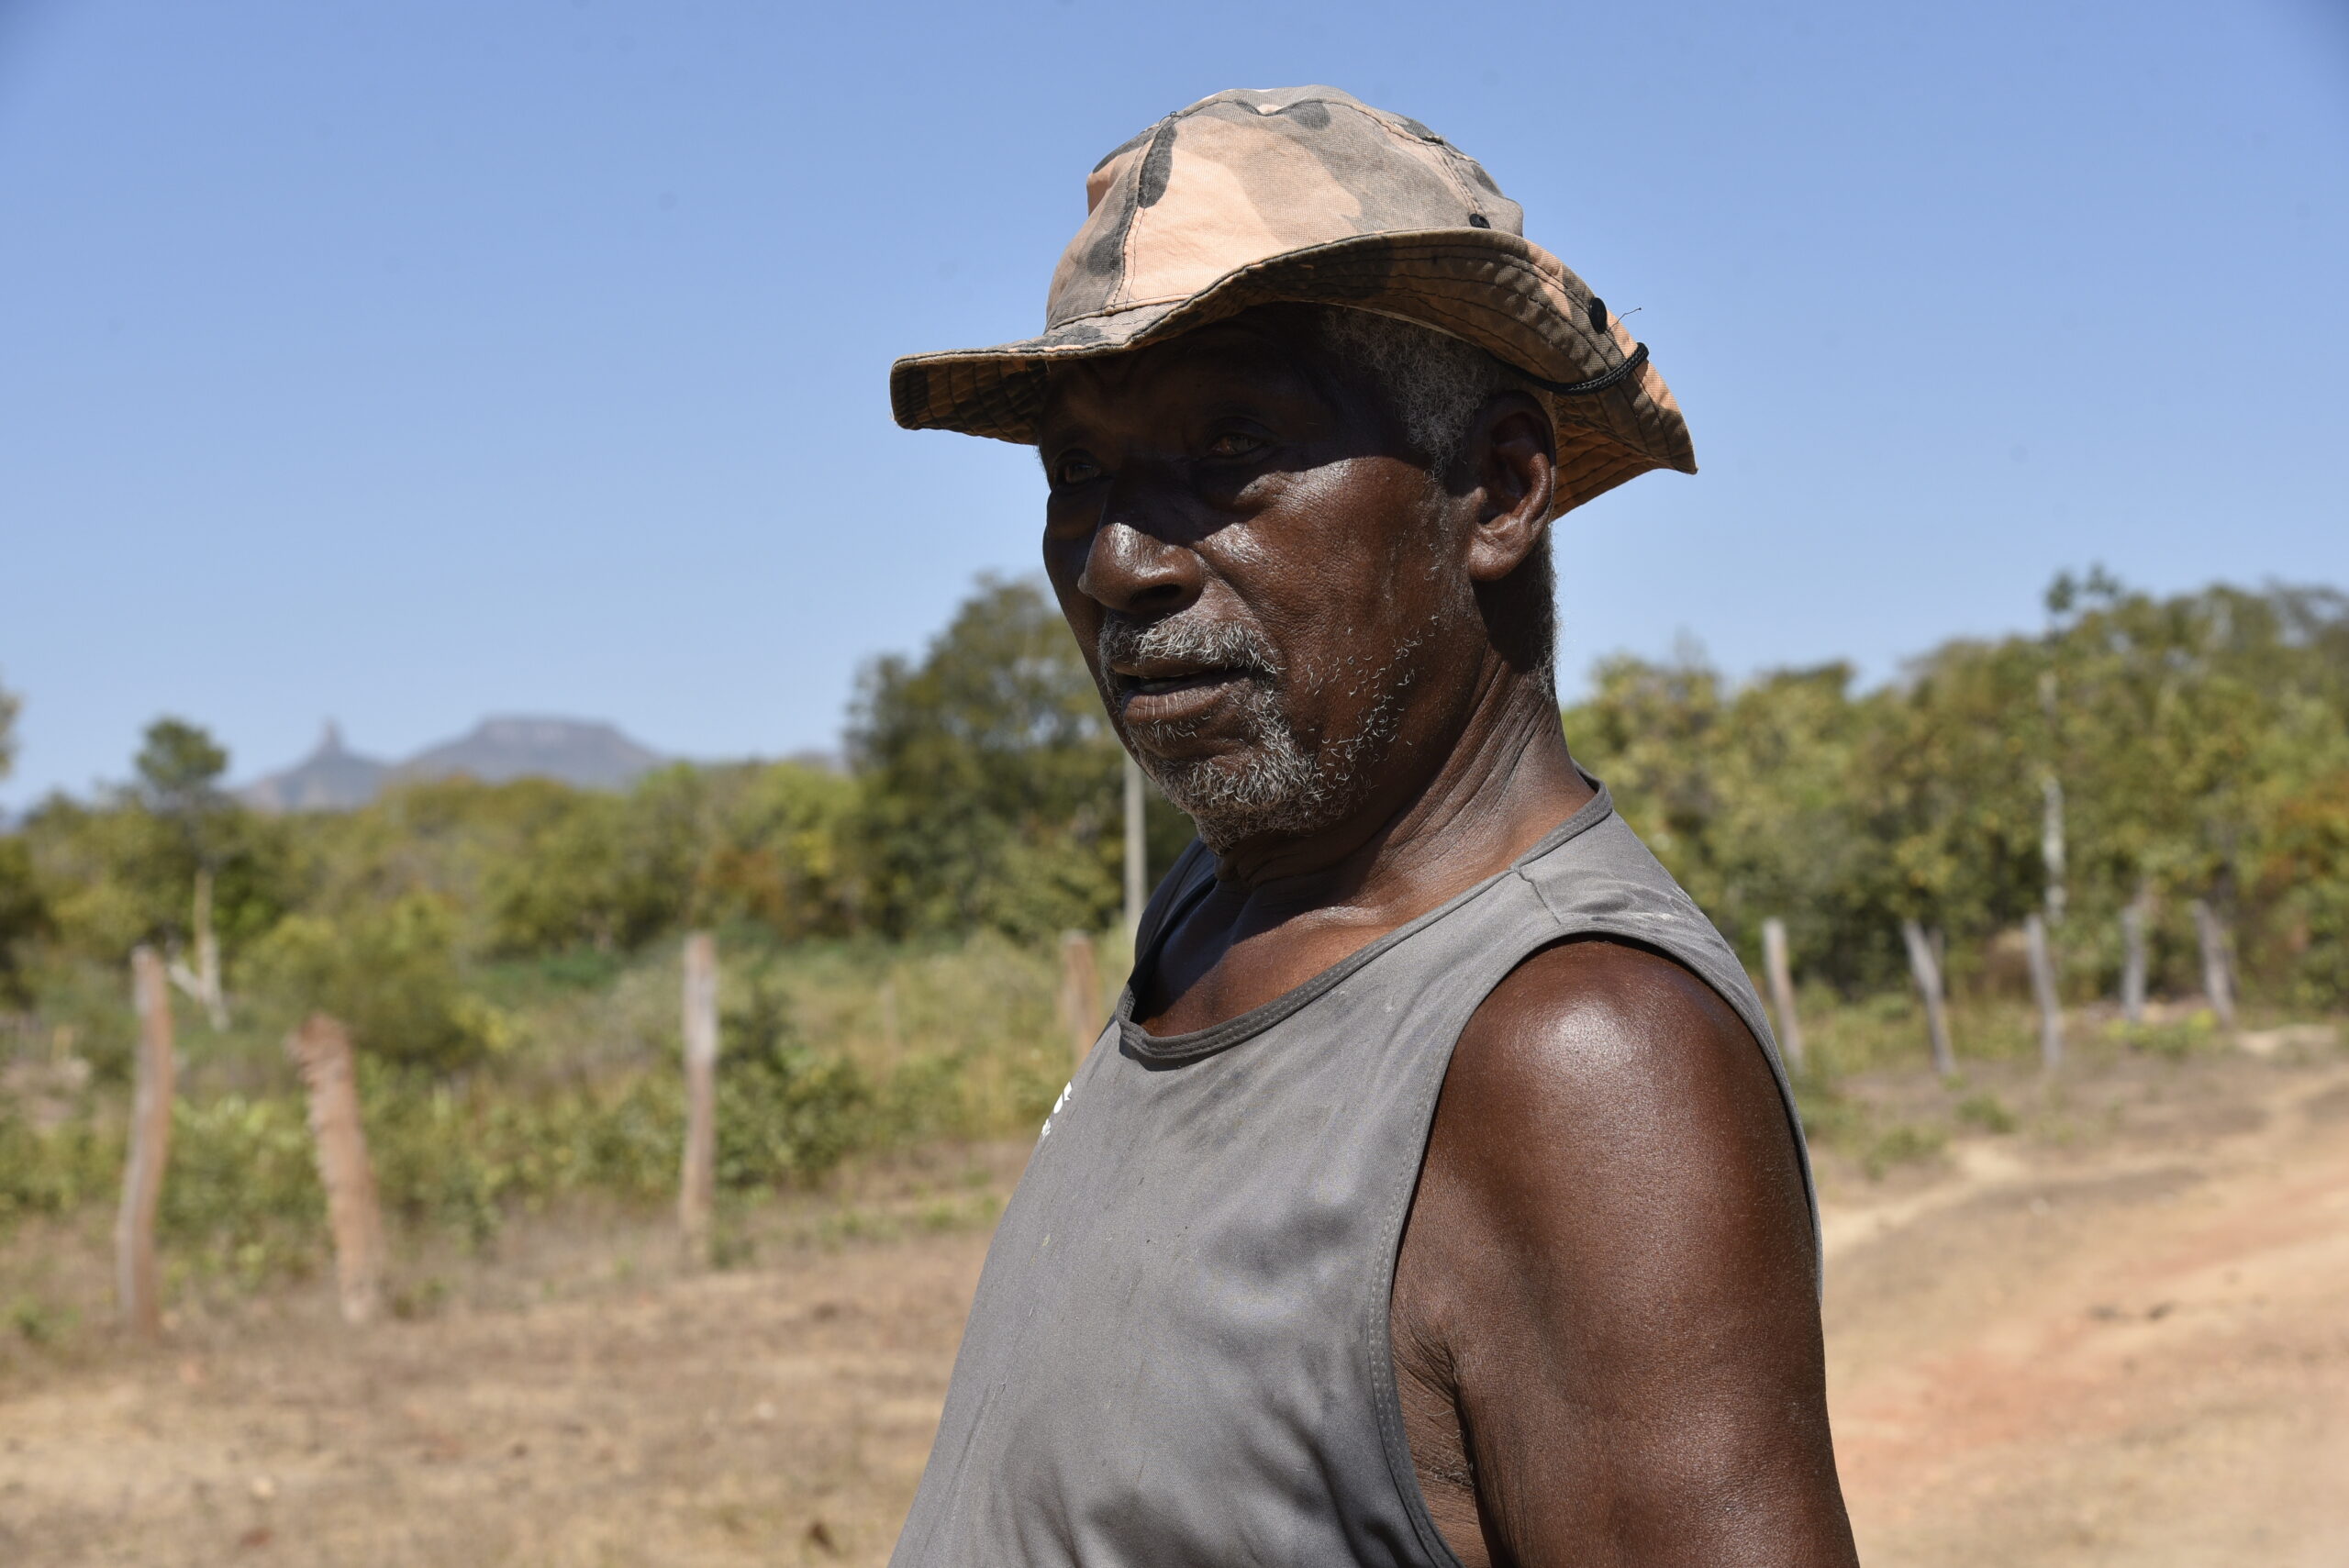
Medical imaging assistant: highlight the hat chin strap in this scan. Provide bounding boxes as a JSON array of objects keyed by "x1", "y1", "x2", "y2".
[{"x1": 1521, "y1": 340, "x2": 1648, "y2": 397}]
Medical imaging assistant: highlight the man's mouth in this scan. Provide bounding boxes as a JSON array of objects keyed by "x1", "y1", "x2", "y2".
[
  {"x1": 1097, "y1": 614, "x2": 1285, "y2": 740},
  {"x1": 1111, "y1": 661, "x2": 1252, "y2": 698},
  {"x1": 1108, "y1": 659, "x2": 1264, "y2": 729}
]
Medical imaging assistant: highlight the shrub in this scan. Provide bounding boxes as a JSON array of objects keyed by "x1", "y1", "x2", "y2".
[
  {"x1": 161, "y1": 1094, "x2": 323, "y2": 1284},
  {"x1": 0, "y1": 1105, "x2": 113, "y2": 1225},
  {"x1": 714, "y1": 976, "x2": 874, "y2": 1188},
  {"x1": 1863, "y1": 1123, "x2": 1946, "y2": 1179},
  {"x1": 242, "y1": 895, "x2": 503, "y2": 1073},
  {"x1": 1956, "y1": 1093, "x2": 2017, "y2": 1134}
]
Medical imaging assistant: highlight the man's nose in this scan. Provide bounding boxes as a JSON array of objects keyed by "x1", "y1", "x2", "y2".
[{"x1": 1076, "y1": 503, "x2": 1203, "y2": 618}]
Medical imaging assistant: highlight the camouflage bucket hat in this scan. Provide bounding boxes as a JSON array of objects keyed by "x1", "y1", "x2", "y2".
[{"x1": 891, "y1": 85, "x2": 1695, "y2": 517}]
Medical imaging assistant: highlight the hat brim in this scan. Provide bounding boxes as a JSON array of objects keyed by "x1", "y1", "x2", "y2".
[{"x1": 889, "y1": 228, "x2": 1695, "y2": 517}]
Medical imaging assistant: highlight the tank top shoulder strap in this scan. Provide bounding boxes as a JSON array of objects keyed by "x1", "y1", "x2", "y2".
[{"x1": 1506, "y1": 796, "x2": 1820, "y2": 1276}]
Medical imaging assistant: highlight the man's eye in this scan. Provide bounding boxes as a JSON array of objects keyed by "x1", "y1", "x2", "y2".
[
  {"x1": 1052, "y1": 455, "x2": 1102, "y2": 486},
  {"x1": 1203, "y1": 432, "x2": 1265, "y2": 461}
]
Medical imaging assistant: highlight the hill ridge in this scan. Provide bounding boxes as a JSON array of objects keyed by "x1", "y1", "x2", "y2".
[{"x1": 241, "y1": 716, "x2": 665, "y2": 810}]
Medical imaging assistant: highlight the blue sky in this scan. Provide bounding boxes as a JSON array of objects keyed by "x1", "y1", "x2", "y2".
[{"x1": 3, "y1": 0, "x2": 2343, "y2": 806}]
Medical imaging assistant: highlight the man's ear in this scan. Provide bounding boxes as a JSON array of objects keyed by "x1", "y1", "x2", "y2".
[{"x1": 1462, "y1": 392, "x2": 1555, "y2": 584}]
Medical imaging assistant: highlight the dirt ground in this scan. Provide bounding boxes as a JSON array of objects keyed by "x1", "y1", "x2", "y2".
[
  {"x1": 3, "y1": 1039, "x2": 2344, "y2": 1566},
  {"x1": 1820, "y1": 1035, "x2": 2349, "y2": 1566}
]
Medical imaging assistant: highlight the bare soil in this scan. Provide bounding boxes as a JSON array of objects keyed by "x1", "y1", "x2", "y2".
[
  {"x1": 4, "y1": 1041, "x2": 2344, "y2": 1566},
  {"x1": 1820, "y1": 1038, "x2": 2349, "y2": 1566}
]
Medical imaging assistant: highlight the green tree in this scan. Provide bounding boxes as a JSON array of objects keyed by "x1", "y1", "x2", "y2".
[
  {"x1": 1853, "y1": 636, "x2": 2054, "y2": 978},
  {"x1": 2037, "y1": 579, "x2": 2349, "y2": 992},
  {"x1": 1568, "y1": 577, "x2": 2349, "y2": 1006},
  {"x1": 0, "y1": 670, "x2": 18, "y2": 782},
  {"x1": 477, "y1": 762, "x2": 863, "y2": 957},
  {"x1": 242, "y1": 893, "x2": 500, "y2": 1073},
  {"x1": 20, "y1": 785, "x2": 288, "y2": 969},
  {"x1": 0, "y1": 673, "x2": 41, "y2": 1002},
  {"x1": 1565, "y1": 653, "x2": 1894, "y2": 989},
  {"x1": 485, "y1": 782, "x2": 686, "y2": 954},
  {"x1": 0, "y1": 834, "x2": 41, "y2": 1006},
  {"x1": 851, "y1": 575, "x2": 1133, "y2": 939},
  {"x1": 134, "y1": 717, "x2": 228, "y2": 819},
  {"x1": 2254, "y1": 770, "x2": 2349, "y2": 1006},
  {"x1": 131, "y1": 717, "x2": 241, "y2": 1022},
  {"x1": 693, "y1": 761, "x2": 863, "y2": 938}
]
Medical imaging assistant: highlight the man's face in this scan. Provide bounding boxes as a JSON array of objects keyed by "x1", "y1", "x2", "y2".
[{"x1": 1037, "y1": 306, "x2": 1491, "y2": 854}]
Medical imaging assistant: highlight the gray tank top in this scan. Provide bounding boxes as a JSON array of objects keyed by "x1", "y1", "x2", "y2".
[{"x1": 889, "y1": 784, "x2": 1812, "y2": 1568}]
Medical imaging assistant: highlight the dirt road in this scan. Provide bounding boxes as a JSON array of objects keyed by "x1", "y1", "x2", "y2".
[
  {"x1": 3, "y1": 1049, "x2": 2343, "y2": 1565},
  {"x1": 1824, "y1": 1055, "x2": 2349, "y2": 1565}
]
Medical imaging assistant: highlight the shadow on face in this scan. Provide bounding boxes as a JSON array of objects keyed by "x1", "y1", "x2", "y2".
[{"x1": 1035, "y1": 305, "x2": 1506, "y2": 851}]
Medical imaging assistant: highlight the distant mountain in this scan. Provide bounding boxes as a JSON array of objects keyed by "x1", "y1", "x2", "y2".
[
  {"x1": 241, "y1": 723, "x2": 391, "y2": 811},
  {"x1": 395, "y1": 717, "x2": 664, "y2": 791},
  {"x1": 241, "y1": 717, "x2": 667, "y2": 811}
]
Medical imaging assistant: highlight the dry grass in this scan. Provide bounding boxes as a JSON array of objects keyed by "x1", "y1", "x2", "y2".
[
  {"x1": 1, "y1": 1016, "x2": 2343, "y2": 1566},
  {"x1": 0, "y1": 1140, "x2": 1029, "y2": 1567}
]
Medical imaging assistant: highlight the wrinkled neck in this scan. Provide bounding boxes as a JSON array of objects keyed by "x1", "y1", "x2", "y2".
[{"x1": 1210, "y1": 657, "x2": 1589, "y2": 923}]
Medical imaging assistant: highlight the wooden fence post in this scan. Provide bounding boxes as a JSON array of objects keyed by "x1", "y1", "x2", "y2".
[
  {"x1": 1123, "y1": 757, "x2": 1147, "y2": 946},
  {"x1": 1059, "y1": 931, "x2": 1101, "y2": 1072},
  {"x1": 1760, "y1": 917, "x2": 1805, "y2": 1077},
  {"x1": 165, "y1": 868, "x2": 230, "y2": 1030},
  {"x1": 679, "y1": 932, "x2": 719, "y2": 1266},
  {"x1": 2120, "y1": 889, "x2": 2150, "y2": 1025},
  {"x1": 117, "y1": 947, "x2": 175, "y2": 1337},
  {"x1": 1899, "y1": 919, "x2": 1957, "y2": 1078},
  {"x1": 2190, "y1": 899, "x2": 2237, "y2": 1032},
  {"x1": 2024, "y1": 913, "x2": 2064, "y2": 1071},
  {"x1": 2039, "y1": 773, "x2": 2067, "y2": 926},
  {"x1": 285, "y1": 1014, "x2": 384, "y2": 1325}
]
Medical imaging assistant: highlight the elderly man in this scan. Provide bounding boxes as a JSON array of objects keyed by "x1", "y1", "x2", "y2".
[{"x1": 887, "y1": 87, "x2": 1855, "y2": 1567}]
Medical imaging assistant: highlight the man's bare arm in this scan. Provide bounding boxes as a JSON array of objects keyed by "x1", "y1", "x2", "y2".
[{"x1": 1393, "y1": 938, "x2": 1855, "y2": 1567}]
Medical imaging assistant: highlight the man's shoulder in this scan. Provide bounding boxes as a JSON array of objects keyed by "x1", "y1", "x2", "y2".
[
  {"x1": 1454, "y1": 934, "x2": 1760, "y2": 1096},
  {"x1": 1436, "y1": 936, "x2": 1802, "y2": 1236},
  {"x1": 1401, "y1": 934, "x2": 1847, "y2": 1567}
]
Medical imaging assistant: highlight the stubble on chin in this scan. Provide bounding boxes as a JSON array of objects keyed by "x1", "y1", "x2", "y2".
[{"x1": 1100, "y1": 616, "x2": 1422, "y2": 854}]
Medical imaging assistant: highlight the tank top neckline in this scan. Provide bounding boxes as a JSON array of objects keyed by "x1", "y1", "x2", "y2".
[{"x1": 1116, "y1": 782, "x2": 1617, "y2": 1066}]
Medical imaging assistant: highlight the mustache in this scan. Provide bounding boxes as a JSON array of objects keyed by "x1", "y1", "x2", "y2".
[{"x1": 1096, "y1": 612, "x2": 1286, "y2": 682}]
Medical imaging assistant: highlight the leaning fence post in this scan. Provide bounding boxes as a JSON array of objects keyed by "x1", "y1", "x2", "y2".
[
  {"x1": 2024, "y1": 913, "x2": 2064, "y2": 1071},
  {"x1": 679, "y1": 931, "x2": 719, "y2": 1265},
  {"x1": 2189, "y1": 899, "x2": 2237, "y2": 1033},
  {"x1": 286, "y1": 1014, "x2": 385, "y2": 1325},
  {"x1": 1760, "y1": 917, "x2": 1806, "y2": 1077},
  {"x1": 2120, "y1": 887, "x2": 2150, "y2": 1025},
  {"x1": 1059, "y1": 931, "x2": 1101, "y2": 1072},
  {"x1": 1899, "y1": 919, "x2": 1956, "y2": 1078},
  {"x1": 1123, "y1": 757, "x2": 1148, "y2": 947},
  {"x1": 117, "y1": 947, "x2": 175, "y2": 1337}
]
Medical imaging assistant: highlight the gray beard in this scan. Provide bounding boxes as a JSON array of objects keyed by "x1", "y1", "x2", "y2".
[{"x1": 1097, "y1": 613, "x2": 1419, "y2": 853}]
